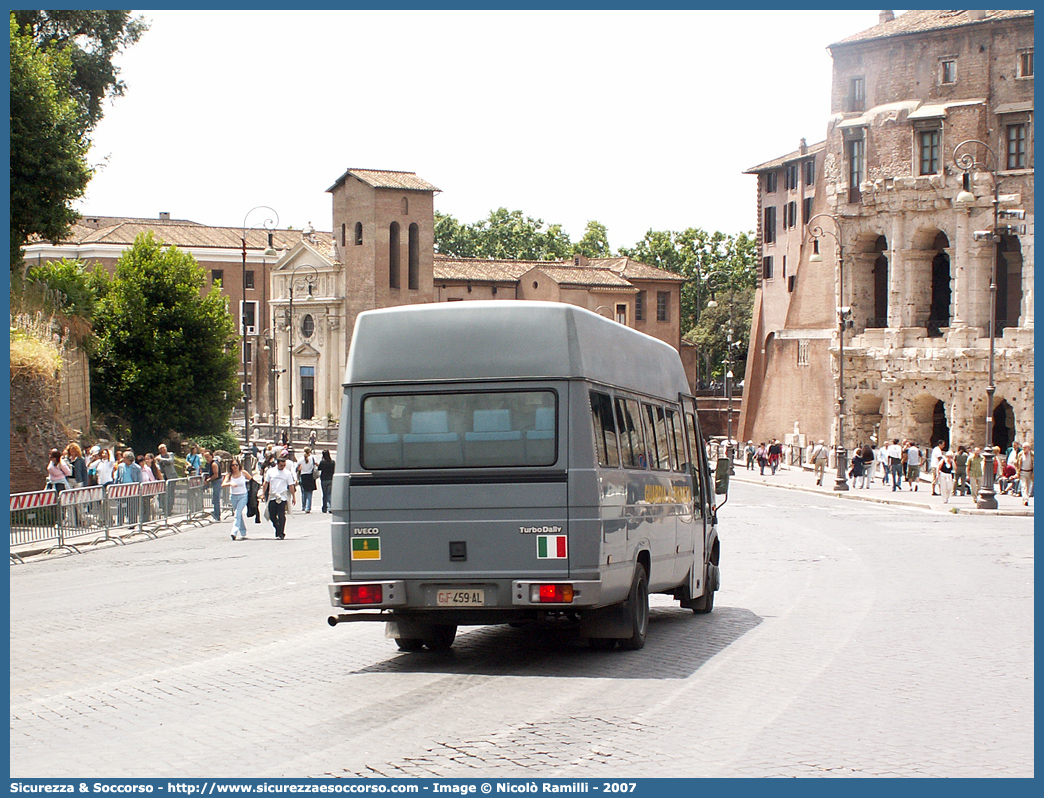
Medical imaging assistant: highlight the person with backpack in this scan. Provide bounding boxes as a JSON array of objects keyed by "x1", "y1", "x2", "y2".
[
  {"x1": 811, "y1": 440, "x2": 829, "y2": 486},
  {"x1": 204, "y1": 450, "x2": 222, "y2": 521}
]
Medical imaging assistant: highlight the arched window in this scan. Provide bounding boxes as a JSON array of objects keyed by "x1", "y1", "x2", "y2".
[
  {"x1": 341, "y1": 224, "x2": 346, "y2": 247},
  {"x1": 354, "y1": 222, "x2": 363, "y2": 246},
  {"x1": 871, "y1": 235, "x2": 888, "y2": 327},
  {"x1": 389, "y1": 222, "x2": 401, "y2": 289},
  {"x1": 928, "y1": 231, "x2": 951, "y2": 337},
  {"x1": 408, "y1": 223, "x2": 420, "y2": 290},
  {"x1": 401, "y1": 196, "x2": 409, "y2": 215}
]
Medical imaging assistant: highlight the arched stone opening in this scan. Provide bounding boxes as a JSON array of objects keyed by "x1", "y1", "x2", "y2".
[
  {"x1": 996, "y1": 235, "x2": 1024, "y2": 333},
  {"x1": 931, "y1": 398, "x2": 950, "y2": 448},
  {"x1": 928, "y1": 231, "x2": 951, "y2": 337},
  {"x1": 850, "y1": 393, "x2": 883, "y2": 447},
  {"x1": 870, "y1": 235, "x2": 888, "y2": 328},
  {"x1": 993, "y1": 399, "x2": 1016, "y2": 453}
]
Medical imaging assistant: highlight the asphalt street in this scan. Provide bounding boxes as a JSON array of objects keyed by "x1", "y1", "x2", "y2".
[{"x1": 9, "y1": 481, "x2": 1034, "y2": 778}]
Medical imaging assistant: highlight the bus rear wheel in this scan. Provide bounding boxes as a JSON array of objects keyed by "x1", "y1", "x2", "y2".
[
  {"x1": 395, "y1": 638, "x2": 425, "y2": 652},
  {"x1": 619, "y1": 565, "x2": 649, "y2": 651},
  {"x1": 424, "y1": 624, "x2": 457, "y2": 651}
]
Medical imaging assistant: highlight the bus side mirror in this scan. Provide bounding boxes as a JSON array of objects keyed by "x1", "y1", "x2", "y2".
[{"x1": 714, "y1": 457, "x2": 731, "y2": 495}]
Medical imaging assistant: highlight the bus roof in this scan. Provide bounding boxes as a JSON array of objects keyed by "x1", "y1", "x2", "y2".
[{"x1": 344, "y1": 301, "x2": 691, "y2": 398}]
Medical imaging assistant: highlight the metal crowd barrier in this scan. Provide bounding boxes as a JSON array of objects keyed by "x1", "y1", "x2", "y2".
[{"x1": 9, "y1": 477, "x2": 217, "y2": 561}]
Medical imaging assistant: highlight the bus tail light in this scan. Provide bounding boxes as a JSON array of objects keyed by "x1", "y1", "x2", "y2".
[
  {"x1": 532, "y1": 584, "x2": 574, "y2": 603},
  {"x1": 341, "y1": 584, "x2": 383, "y2": 605}
]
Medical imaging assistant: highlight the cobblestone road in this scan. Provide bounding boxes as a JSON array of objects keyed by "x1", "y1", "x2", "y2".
[{"x1": 9, "y1": 482, "x2": 1034, "y2": 777}]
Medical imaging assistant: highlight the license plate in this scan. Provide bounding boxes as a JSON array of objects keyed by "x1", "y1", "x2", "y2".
[{"x1": 436, "y1": 589, "x2": 485, "y2": 607}]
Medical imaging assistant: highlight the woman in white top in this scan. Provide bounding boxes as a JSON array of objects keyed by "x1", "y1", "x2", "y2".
[
  {"x1": 94, "y1": 448, "x2": 115, "y2": 486},
  {"x1": 223, "y1": 459, "x2": 253, "y2": 540},
  {"x1": 297, "y1": 446, "x2": 318, "y2": 514}
]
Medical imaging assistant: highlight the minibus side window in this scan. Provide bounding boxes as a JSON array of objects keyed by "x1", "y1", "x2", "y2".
[
  {"x1": 642, "y1": 403, "x2": 672, "y2": 470},
  {"x1": 615, "y1": 397, "x2": 646, "y2": 469},
  {"x1": 589, "y1": 391, "x2": 621, "y2": 468},
  {"x1": 685, "y1": 411, "x2": 705, "y2": 505},
  {"x1": 666, "y1": 407, "x2": 684, "y2": 471}
]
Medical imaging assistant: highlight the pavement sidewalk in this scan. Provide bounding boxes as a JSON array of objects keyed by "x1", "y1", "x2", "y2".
[{"x1": 729, "y1": 458, "x2": 1033, "y2": 517}]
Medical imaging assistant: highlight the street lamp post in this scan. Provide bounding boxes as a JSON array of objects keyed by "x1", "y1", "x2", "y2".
[
  {"x1": 286, "y1": 263, "x2": 318, "y2": 450},
  {"x1": 705, "y1": 270, "x2": 739, "y2": 465},
  {"x1": 241, "y1": 206, "x2": 279, "y2": 452},
  {"x1": 952, "y1": 139, "x2": 1025, "y2": 510},
  {"x1": 807, "y1": 213, "x2": 851, "y2": 492}
]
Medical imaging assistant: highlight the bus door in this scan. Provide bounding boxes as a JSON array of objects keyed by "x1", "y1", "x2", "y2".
[{"x1": 682, "y1": 396, "x2": 708, "y2": 586}]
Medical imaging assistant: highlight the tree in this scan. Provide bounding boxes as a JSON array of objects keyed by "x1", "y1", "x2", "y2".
[
  {"x1": 12, "y1": 10, "x2": 147, "y2": 129},
  {"x1": 574, "y1": 220, "x2": 612, "y2": 258},
  {"x1": 9, "y1": 11, "x2": 146, "y2": 274},
  {"x1": 433, "y1": 208, "x2": 573, "y2": 261},
  {"x1": 91, "y1": 233, "x2": 240, "y2": 453},
  {"x1": 9, "y1": 15, "x2": 92, "y2": 274},
  {"x1": 622, "y1": 228, "x2": 757, "y2": 387}
]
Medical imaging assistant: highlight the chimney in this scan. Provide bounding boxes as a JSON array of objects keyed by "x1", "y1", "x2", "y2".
[
  {"x1": 968, "y1": 10, "x2": 986, "y2": 21},
  {"x1": 879, "y1": 10, "x2": 894, "y2": 24},
  {"x1": 800, "y1": 137, "x2": 808, "y2": 155},
  {"x1": 159, "y1": 212, "x2": 171, "y2": 221}
]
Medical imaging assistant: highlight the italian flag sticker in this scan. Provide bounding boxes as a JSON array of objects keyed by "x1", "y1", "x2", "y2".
[
  {"x1": 351, "y1": 537, "x2": 381, "y2": 560},
  {"x1": 537, "y1": 535, "x2": 567, "y2": 559}
]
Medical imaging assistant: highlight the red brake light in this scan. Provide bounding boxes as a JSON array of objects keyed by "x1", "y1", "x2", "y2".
[
  {"x1": 536, "y1": 584, "x2": 574, "y2": 603},
  {"x1": 341, "y1": 584, "x2": 383, "y2": 605}
]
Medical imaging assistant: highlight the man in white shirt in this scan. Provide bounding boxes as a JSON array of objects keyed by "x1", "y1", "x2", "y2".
[
  {"x1": 886, "y1": 438, "x2": 903, "y2": 491},
  {"x1": 905, "y1": 442, "x2": 922, "y2": 491},
  {"x1": 929, "y1": 441, "x2": 947, "y2": 495},
  {"x1": 262, "y1": 456, "x2": 297, "y2": 539}
]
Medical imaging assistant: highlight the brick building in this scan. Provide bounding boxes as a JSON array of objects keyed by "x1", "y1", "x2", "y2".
[{"x1": 739, "y1": 9, "x2": 1034, "y2": 454}]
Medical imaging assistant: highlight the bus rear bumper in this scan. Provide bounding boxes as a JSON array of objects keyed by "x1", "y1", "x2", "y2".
[{"x1": 328, "y1": 577, "x2": 607, "y2": 611}]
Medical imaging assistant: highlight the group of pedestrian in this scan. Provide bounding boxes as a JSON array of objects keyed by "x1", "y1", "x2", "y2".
[
  {"x1": 836, "y1": 437, "x2": 1033, "y2": 505},
  {"x1": 223, "y1": 442, "x2": 337, "y2": 541},
  {"x1": 749, "y1": 439, "x2": 785, "y2": 476}
]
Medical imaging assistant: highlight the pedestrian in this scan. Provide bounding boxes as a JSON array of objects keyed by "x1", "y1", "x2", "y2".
[
  {"x1": 116, "y1": 450, "x2": 142, "y2": 483},
  {"x1": 318, "y1": 449, "x2": 335, "y2": 513},
  {"x1": 745, "y1": 440, "x2": 756, "y2": 471},
  {"x1": 186, "y1": 445, "x2": 202, "y2": 478},
  {"x1": 262, "y1": 455, "x2": 296, "y2": 539},
  {"x1": 66, "y1": 443, "x2": 88, "y2": 490},
  {"x1": 938, "y1": 452, "x2": 955, "y2": 503},
  {"x1": 297, "y1": 446, "x2": 318, "y2": 513},
  {"x1": 768, "y1": 439, "x2": 783, "y2": 475},
  {"x1": 875, "y1": 440, "x2": 890, "y2": 484},
  {"x1": 756, "y1": 442, "x2": 768, "y2": 475},
  {"x1": 46, "y1": 448, "x2": 72, "y2": 494},
  {"x1": 967, "y1": 447, "x2": 983, "y2": 498},
  {"x1": 848, "y1": 446, "x2": 866, "y2": 487},
  {"x1": 953, "y1": 445, "x2": 969, "y2": 496},
  {"x1": 886, "y1": 438, "x2": 903, "y2": 491},
  {"x1": 929, "y1": 440, "x2": 947, "y2": 495},
  {"x1": 223, "y1": 459, "x2": 254, "y2": 540},
  {"x1": 1017, "y1": 442, "x2": 1033, "y2": 506},
  {"x1": 811, "y1": 440, "x2": 829, "y2": 486},
  {"x1": 204, "y1": 450, "x2": 222, "y2": 521},
  {"x1": 905, "y1": 441, "x2": 922, "y2": 491},
  {"x1": 93, "y1": 447, "x2": 115, "y2": 486},
  {"x1": 998, "y1": 461, "x2": 1018, "y2": 495},
  {"x1": 156, "y1": 443, "x2": 178, "y2": 481},
  {"x1": 308, "y1": 429, "x2": 317, "y2": 449}
]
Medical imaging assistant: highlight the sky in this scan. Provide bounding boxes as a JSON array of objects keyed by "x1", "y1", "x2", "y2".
[{"x1": 76, "y1": 8, "x2": 888, "y2": 251}]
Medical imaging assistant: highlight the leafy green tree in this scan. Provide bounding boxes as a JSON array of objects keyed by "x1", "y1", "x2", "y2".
[
  {"x1": 91, "y1": 233, "x2": 240, "y2": 453},
  {"x1": 12, "y1": 10, "x2": 147, "y2": 129},
  {"x1": 9, "y1": 11, "x2": 146, "y2": 275},
  {"x1": 574, "y1": 220, "x2": 612, "y2": 258},
  {"x1": 622, "y1": 228, "x2": 757, "y2": 387},
  {"x1": 433, "y1": 210, "x2": 479, "y2": 257},
  {"x1": 434, "y1": 208, "x2": 573, "y2": 260},
  {"x1": 9, "y1": 15, "x2": 92, "y2": 274}
]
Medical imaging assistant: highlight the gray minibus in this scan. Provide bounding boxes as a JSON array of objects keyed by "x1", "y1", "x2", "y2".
[{"x1": 328, "y1": 301, "x2": 725, "y2": 651}]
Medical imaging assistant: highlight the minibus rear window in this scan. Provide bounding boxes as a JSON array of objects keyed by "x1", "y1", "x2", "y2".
[{"x1": 361, "y1": 391, "x2": 557, "y2": 469}]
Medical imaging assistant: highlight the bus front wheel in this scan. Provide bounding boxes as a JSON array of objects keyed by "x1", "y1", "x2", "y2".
[
  {"x1": 619, "y1": 565, "x2": 649, "y2": 651},
  {"x1": 395, "y1": 638, "x2": 425, "y2": 652}
]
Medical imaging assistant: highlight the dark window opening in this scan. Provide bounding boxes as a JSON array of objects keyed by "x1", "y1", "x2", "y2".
[
  {"x1": 389, "y1": 222, "x2": 400, "y2": 289},
  {"x1": 408, "y1": 223, "x2": 420, "y2": 290}
]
